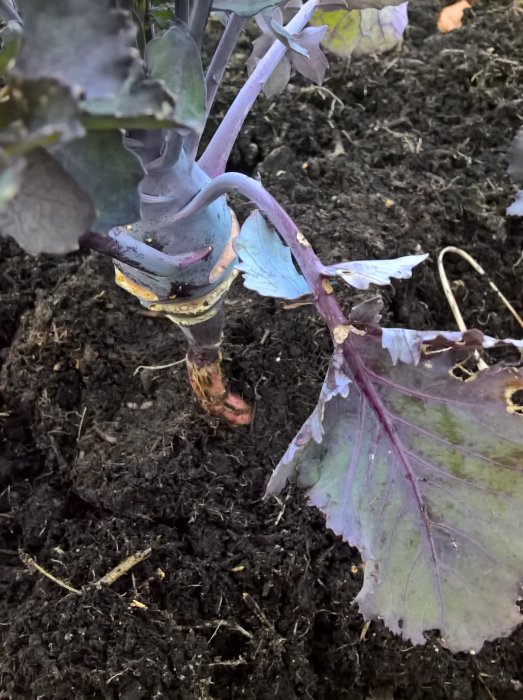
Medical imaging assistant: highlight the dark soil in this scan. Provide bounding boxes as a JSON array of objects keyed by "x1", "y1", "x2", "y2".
[{"x1": 1, "y1": 1, "x2": 523, "y2": 698}]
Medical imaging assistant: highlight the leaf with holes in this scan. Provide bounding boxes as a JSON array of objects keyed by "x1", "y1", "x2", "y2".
[{"x1": 267, "y1": 315, "x2": 523, "y2": 651}]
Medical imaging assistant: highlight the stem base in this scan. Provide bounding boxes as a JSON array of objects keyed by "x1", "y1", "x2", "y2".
[{"x1": 186, "y1": 355, "x2": 252, "y2": 426}]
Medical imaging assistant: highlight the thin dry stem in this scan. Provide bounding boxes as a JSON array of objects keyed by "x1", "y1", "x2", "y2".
[{"x1": 96, "y1": 548, "x2": 152, "y2": 587}]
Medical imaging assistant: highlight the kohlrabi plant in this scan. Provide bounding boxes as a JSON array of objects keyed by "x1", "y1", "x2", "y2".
[{"x1": 1, "y1": 0, "x2": 523, "y2": 653}]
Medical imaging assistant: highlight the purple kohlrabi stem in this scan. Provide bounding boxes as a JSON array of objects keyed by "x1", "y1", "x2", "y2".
[
  {"x1": 80, "y1": 229, "x2": 211, "y2": 276},
  {"x1": 168, "y1": 171, "x2": 348, "y2": 331},
  {"x1": 186, "y1": 12, "x2": 246, "y2": 160},
  {"x1": 189, "y1": 0, "x2": 212, "y2": 47},
  {"x1": 198, "y1": 0, "x2": 319, "y2": 178}
]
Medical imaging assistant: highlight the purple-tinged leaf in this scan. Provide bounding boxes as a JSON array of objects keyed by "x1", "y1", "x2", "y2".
[
  {"x1": 14, "y1": 0, "x2": 137, "y2": 100},
  {"x1": 311, "y1": 3, "x2": 408, "y2": 58},
  {"x1": 507, "y1": 191, "x2": 523, "y2": 217},
  {"x1": 212, "y1": 0, "x2": 283, "y2": 16},
  {"x1": 247, "y1": 12, "x2": 328, "y2": 95},
  {"x1": 290, "y1": 26, "x2": 329, "y2": 85},
  {"x1": 13, "y1": 1, "x2": 182, "y2": 131},
  {"x1": 267, "y1": 328, "x2": 523, "y2": 651},
  {"x1": 0, "y1": 148, "x2": 94, "y2": 254},
  {"x1": 234, "y1": 210, "x2": 310, "y2": 299},
  {"x1": 270, "y1": 19, "x2": 309, "y2": 56},
  {"x1": 323, "y1": 253, "x2": 427, "y2": 290},
  {"x1": 52, "y1": 131, "x2": 144, "y2": 234}
]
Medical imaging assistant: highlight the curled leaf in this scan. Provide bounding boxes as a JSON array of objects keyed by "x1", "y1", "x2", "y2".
[
  {"x1": 322, "y1": 253, "x2": 427, "y2": 290},
  {"x1": 234, "y1": 210, "x2": 310, "y2": 299}
]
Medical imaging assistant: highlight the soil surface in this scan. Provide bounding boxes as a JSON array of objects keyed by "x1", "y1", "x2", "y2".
[{"x1": 1, "y1": 1, "x2": 523, "y2": 698}]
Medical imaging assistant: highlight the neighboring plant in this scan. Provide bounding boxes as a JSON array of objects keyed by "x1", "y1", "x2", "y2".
[{"x1": 1, "y1": 0, "x2": 523, "y2": 653}]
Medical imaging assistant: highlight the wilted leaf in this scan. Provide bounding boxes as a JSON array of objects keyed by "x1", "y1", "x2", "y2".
[
  {"x1": 437, "y1": 1, "x2": 471, "y2": 33},
  {"x1": 145, "y1": 22, "x2": 206, "y2": 134},
  {"x1": 311, "y1": 3, "x2": 408, "y2": 57},
  {"x1": 268, "y1": 322, "x2": 523, "y2": 651},
  {"x1": 322, "y1": 253, "x2": 427, "y2": 290},
  {"x1": 212, "y1": 0, "x2": 283, "y2": 16},
  {"x1": 0, "y1": 148, "x2": 94, "y2": 254},
  {"x1": 52, "y1": 131, "x2": 144, "y2": 233},
  {"x1": 234, "y1": 210, "x2": 310, "y2": 298}
]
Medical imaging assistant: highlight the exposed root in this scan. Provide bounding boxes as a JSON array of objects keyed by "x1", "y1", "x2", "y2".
[{"x1": 186, "y1": 355, "x2": 252, "y2": 426}]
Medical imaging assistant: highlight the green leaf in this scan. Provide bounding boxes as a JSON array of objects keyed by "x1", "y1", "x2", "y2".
[
  {"x1": 14, "y1": 0, "x2": 138, "y2": 99},
  {"x1": 3, "y1": 78, "x2": 85, "y2": 153},
  {"x1": 0, "y1": 148, "x2": 95, "y2": 254},
  {"x1": 149, "y1": 3, "x2": 176, "y2": 30},
  {"x1": 145, "y1": 22, "x2": 206, "y2": 135},
  {"x1": 0, "y1": 20, "x2": 22, "y2": 76},
  {"x1": 13, "y1": 0, "x2": 183, "y2": 130},
  {"x1": 211, "y1": 0, "x2": 283, "y2": 17},
  {"x1": 53, "y1": 131, "x2": 144, "y2": 233},
  {"x1": 311, "y1": 4, "x2": 408, "y2": 57},
  {"x1": 80, "y1": 69, "x2": 177, "y2": 130}
]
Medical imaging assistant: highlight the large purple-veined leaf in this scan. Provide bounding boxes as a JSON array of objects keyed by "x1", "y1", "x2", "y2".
[
  {"x1": 234, "y1": 210, "x2": 310, "y2": 299},
  {"x1": 267, "y1": 313, "x2": 523, "y2": 651},
  {"x1": 322, "y1": 253, "x2": 427, "y2": 290},
  {"x1": 52, "y1": 131, "x2": 144, "y2": 233},
  {"x1": 310, "y1": 3, "x2": 408, "y2": 57},
  {"x1": 0, "y1": 148, "x2": 94, "y2": 254}
]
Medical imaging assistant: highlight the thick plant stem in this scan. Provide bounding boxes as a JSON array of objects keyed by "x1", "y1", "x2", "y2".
[
  {"x1": 198, "y1": 0, "x2": 319, "y2": 177},
  {"x1": 80, "y1": 229, "x2": 211, "y2": 276},
  {"x1": 189, "y1": 0, "x2": 212, "y2": 48},
  {"x1": 177, "y1": 305, "x2": 252, "y2": 426},
  {"x1": 169, "y1": 171, "x2": 348, "y2": 331},
  {"x1": 186, "y1": 12, "x2": 245, "y2": 160}
]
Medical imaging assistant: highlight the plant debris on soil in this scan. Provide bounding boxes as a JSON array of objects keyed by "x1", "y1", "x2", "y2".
[{"x1": 1, "y1": 2, "x2": 523, "y2": 698}]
